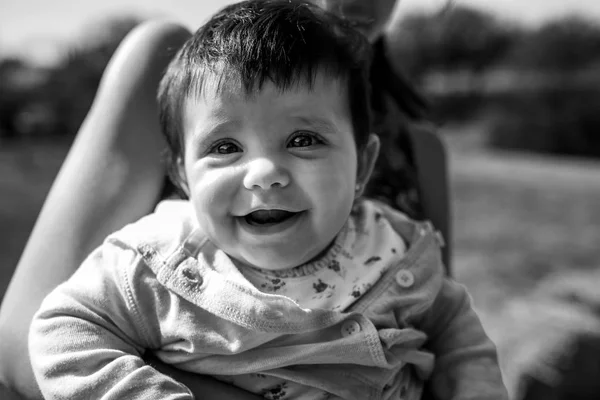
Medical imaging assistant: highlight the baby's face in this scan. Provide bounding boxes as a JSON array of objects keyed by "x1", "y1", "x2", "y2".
[{"x1": 180, "y1": 72, "x2": 360, "y2": 270}]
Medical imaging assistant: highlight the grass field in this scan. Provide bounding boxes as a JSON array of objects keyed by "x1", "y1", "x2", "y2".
[
  {"x1": 1, "y1": 131, "x2": 599, "y2": 395},
  {"x1": 446, "y1": 128, "x2": 600, "y2": 395},
  {"x1": 447, "y1": 129, "x2": 600, "y2": 308}
]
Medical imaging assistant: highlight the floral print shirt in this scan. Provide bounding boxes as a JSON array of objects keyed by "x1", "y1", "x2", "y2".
[{"x1": 238, "y1": 204, "x2": 407, "y2": 312}]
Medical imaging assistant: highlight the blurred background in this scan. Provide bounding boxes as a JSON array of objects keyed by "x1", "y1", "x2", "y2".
[{"x1": 1, "y1": 0, "x2": 600, "y2": 398}]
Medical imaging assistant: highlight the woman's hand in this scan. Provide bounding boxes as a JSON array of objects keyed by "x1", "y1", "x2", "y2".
[{"x1": 146, "y1": 353, "x2": 263, "y2": 400}]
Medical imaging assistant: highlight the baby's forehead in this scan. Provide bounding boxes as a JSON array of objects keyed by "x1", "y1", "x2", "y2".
[
  {"x1": 189, "y1": 66, "x2": 349, "y2": 103},
  {"x1": 181, "y1": 70, "x2": 352, "y2": 133}
]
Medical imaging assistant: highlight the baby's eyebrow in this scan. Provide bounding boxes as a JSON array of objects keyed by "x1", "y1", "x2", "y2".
[
  {"x1": 193, "y1": 119, "x2": 242, "y2": 143},
  {"x1": 290, "y1": 116, "x2": 341, "y2": 134}
]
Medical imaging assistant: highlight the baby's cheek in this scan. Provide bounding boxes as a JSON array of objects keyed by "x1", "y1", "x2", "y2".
[{"x1": 192, "y1": 169, "x2": 239, "y2": 203}]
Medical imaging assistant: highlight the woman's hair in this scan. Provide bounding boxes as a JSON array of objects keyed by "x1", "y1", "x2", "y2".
[{"x1": 157, "y1": 0, "x2": 372, "y2": 196}]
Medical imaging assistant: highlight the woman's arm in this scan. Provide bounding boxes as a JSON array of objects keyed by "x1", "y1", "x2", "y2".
[
  {"x1": 0, "y1": 20, "x2": 188, "y2": 398},
  {"x1": 0, "y1": 20, "x2": 259, "y2": 400},
  {"x1": 147, "y1": 355, "x2": 261, "y2": 400}
]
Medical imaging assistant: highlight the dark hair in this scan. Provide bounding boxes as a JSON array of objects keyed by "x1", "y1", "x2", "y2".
[{"x1": 157, "y1": 0, "x2": 372, "y2": 195}]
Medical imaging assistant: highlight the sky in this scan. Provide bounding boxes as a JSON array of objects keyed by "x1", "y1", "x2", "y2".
[{"x1": 2, "y1": 0, "x2": 600, "y2": 64}]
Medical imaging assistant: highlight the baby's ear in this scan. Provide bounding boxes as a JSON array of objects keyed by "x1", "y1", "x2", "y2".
[
  {"x1": 170, "y1": 156, "x2": 190, "y2": 198},
  {"x1": 355, "y1": 133, "x2": 380, "y2": 198}
]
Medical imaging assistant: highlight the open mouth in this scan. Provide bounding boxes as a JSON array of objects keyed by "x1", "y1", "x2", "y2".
[{"x1": 243, "y1": 209, "x2": 298, "y2": 226}]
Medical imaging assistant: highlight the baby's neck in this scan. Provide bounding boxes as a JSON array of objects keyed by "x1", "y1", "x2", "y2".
[{"x1": 232, "y1": 234, "x2": 344, "y2": 278}]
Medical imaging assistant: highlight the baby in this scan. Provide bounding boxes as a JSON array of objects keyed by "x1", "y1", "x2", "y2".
[{"x1": 29, "y1": 1, "x2": 508, "y2": 399}]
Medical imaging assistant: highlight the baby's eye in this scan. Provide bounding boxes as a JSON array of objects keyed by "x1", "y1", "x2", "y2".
[
  {"x1": 287, "y1": 133, "x2": 323, "y2": 148},
  {"x1": 210, "y1": 141, "x2": 241, "y2": 155}
]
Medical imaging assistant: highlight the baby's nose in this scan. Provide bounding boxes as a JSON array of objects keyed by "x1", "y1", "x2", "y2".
[{"x1": 243, "y1": 158, "x2": 290, "y2": 190}]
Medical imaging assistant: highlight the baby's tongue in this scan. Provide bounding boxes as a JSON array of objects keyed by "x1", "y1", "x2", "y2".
[{"x1": 249, "y1": 210, "x2": 293, "y2": 224}]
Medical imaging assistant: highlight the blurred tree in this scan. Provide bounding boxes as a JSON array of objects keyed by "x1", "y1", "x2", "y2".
[
  {"x1": 0, "y1": 15, "x2": 144, "y2": 141},
  {"x1": 505, "y1": 16, "x2": 600, "y2": 72},
  {"x1": 387, "y1": 5, "x2": 520, "y2": 123},
  {"x1": 435, "y1": 7, "x2": 514, "y2": 74},
  {"x1": 0, "y1": 58, "x2": 27, "y2": 138},
  {"x1": 0, "y1": 58, "x2": 51, "y2": 139},
  {"x1": 488, "y1": 87, "x2": 600, "y2": 158},
  {"x1": 46, "y1": 16, "x2": 145, "y2": 137},
  {"x1": 389, "y1": 5, "x2": 518, "y2": 80},
  {"x1": 487, "y1": 16, "x2": 600, "y2": 158}
]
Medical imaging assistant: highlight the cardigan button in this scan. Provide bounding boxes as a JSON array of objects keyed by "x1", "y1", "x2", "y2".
[
  {"x1": 180, "y1": 266, "x2": 202, "y2": 285},
  {"x1": 395, "y1": 270, "x2": 414, "y2": 288},
  {"x1": 341, "y1": 320, "x2": 362, "y2": 338}
]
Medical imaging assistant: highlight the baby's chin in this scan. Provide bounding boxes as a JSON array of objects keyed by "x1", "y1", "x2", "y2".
[
  {"x1": 233, "y1": 248, "x2": 325, "y2": 272},
  {"x1": 244, "y1": 233, "x2": 340, "y2": 272}
]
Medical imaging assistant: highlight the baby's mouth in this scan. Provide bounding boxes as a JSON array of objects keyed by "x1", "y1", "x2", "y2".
[{"x1": 244, "y1": 210, "x2": 297, "y2": 226}]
